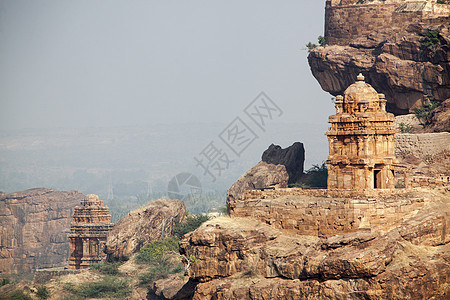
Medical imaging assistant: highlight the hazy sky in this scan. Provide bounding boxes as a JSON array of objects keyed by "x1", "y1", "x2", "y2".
[{"x1": 0, "y1": 0, "x2": 333, "y2": 131}]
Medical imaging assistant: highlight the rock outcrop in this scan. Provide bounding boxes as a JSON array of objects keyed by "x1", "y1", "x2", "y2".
[
  {"x1": 226, "y1": 161, "x2": 289, "y2": 207},
  {"x1": 0, "y1": 188, "x2": 83, "y2": 275},
  {"x1": 227, "y1": 142, "x2": 305, "y2": 207},
  {"x1": 261, "y1": 142, "x2": 305, "y2": 184},
  {"x1": 180, "y1": 188, "x2": 450, "y2": 299},
  {"x1": 105, "y1": 199, "x2": 186, "y2": 261},
  {"x1": 308, "y1": 0, "x2": 450, "y2": 117}
]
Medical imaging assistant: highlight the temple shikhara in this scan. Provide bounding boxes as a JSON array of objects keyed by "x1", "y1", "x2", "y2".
[
  {"x1": 68, "y1": 194, "x2": 113, "y2": 269},
  {"x1": 326, "y1": 74, "x2": 397, "y2": 189}
]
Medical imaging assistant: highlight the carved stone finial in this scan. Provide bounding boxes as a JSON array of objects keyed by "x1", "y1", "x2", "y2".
[{"x1": 357, "y1": 73, "x2": 365, "y2": 81}]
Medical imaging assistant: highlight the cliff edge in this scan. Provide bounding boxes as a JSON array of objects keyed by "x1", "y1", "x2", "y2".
[{"x1": 180, "y1": 188, "x2": 450, "y2": 299}]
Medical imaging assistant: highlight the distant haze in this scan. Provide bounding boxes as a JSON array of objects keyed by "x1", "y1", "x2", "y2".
[
  {"x1": 0, "y1": 1, "x2": 334, "y2": 202},
  {"x1": 0, "y1": 0, "x2": 333, "y2": 130}
]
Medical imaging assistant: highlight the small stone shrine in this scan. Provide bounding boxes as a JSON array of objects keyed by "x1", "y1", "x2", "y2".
[
  {"x1": 68, "y1": 194, "x2": 113, "y2": 269},
  {"x1": 326, "y1": 73, "x2": 396, "y2": 189}
]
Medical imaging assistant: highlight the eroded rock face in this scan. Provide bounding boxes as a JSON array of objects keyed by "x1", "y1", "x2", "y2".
[
  {"x1": 308, "y1": 0, "x2": 450, "y2": 116},
  {"x1": 105, "y1": 199, "x2": 185, "y2": 261},
  {"x1": 0, "y1": 188, "x2": 83, "y2": 274},
  {"x1": 180, "y1": 189, "x2": 450, "y2": 299}
]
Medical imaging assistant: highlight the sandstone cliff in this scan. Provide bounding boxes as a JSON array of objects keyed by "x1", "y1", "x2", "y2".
[
  {"x1": 180, "y1": 188, "x2": 450, "y2": 299},
  {"x1": 105, "y1": 198, "x2": 186, "y2": 261},
  {"x1": 0, "y1": 188, "x2": 83, "y2": 275},
  {"x1": 308, "y1": 0, "x2": 450, "y2": 117}
]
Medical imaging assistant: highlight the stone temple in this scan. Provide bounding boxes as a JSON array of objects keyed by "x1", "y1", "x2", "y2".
[
  {"x1": 68, "y1": 194, "x2": 113, "y2": 269},
  {"x1": 326, "y1": 74, "x2": 396, "y2": 189}
]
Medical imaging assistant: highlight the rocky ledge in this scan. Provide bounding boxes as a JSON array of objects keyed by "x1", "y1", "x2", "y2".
[{"x1": 180, "y1": 188, "x2": 450, "y2": 299}]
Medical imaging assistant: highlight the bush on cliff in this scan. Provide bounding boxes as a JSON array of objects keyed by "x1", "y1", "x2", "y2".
[
  {"x1": 64, "y1": 276, "x2": 130, "y2": 299},
  {"x1": 136, "y1": 237, "x2": 185, "y2": 285},
  {"x1": 136, "y1": 237, "x2": 180, "y2": 264},
  {"x1": 291, "y1": 163, "x2": 328, "y2": 188},
  {"x1": 36, "y1": 285, "x2": 50, "y2": 299},
  {"x1": 0, "y1": 290, "x2": 32, "y2": 300},
  {"x1": 90, "y1": 262, "x2": 122, "y2": 275},
  {"x1": 138, "y1": 263, "x2": 184, "y2": 285},
  {"x1": 173, "y1": 214, "x2": 209, "y2": 238},
  {"x1": 415, "y1": 101, "x2": 439, "y2": 126}
]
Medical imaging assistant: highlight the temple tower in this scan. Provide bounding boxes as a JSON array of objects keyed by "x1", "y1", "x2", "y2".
[
  {"x1": 68, "y1": 194, "x2": 113, "y2": 269},
  {"x1": 326, "y1": 74, "x2": 396, "y2": 189}
]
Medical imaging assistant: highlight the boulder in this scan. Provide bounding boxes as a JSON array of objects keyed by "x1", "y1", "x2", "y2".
[
  {"x1": 227, "y1": 142, "x2": 304, "y2": 209},
  {"x1": 105, "y1": 199, "x2": 186, "y2": 260},
  {"x1": 261, "y1": 142, "x2": 305, "y2": 184},
  {"x1": 226, "y1": 161, "x2": 289, "y2": 208}
]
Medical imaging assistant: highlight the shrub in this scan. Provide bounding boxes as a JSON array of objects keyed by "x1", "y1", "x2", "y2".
[
  {"x1": 65, "y1": 276, "x2": 130, "y2": 298},
  {"x1": 36, "y1": 285, "x2": 50, "y2": 299},
  {"x1": 421, "y1": 30, "x2": 439, "y2": 51},
  {"x1": 138, "y1": 262, "x2": 184, "y2": 285},
  {"x1": 295, "y1": 163, "x2": 328, "y2": 188},
  {"x1": 136, "y1": 237, "x2": 180, "y2": 264},
  {"x1": 318, "y1": 35, "x2": 326, "y2": 46},
  {"x1": 306, "y1": 42, "x2": 317, "y2": 52},
  {"x1": 2, "y1": 290, "x2": 32, "y2": 300},
  {"x1": 173, "y1": 214, "x2": 209, "y2": 238},
  {"x1": 0, "y1": 278, "x2": 10, "y2": 287},
  {"x1": 90, "y1": 262, "x2": 121, "y2": 275},
  {"x1": 414, "y1": 101, "x2": 439, "y2": 126},
  {"x1": 398, "y1": 122, "x2": 414, "y2": 133}
]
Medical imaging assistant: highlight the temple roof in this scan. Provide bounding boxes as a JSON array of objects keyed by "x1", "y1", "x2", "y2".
[{"x1": 343, "y1": 73, "x2": 379, "y2": 105}]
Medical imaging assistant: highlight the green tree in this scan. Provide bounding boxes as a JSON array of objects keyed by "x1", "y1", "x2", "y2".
[
  {"x1": 306, "y1": 42, "x2": 317, "y2": 52},
  {"x1": 318, "y1": 35, "x2": 326, "y2": 46}
]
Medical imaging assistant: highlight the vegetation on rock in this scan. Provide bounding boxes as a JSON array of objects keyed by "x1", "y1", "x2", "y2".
[
  {"x1": 0, "y1": 290, "x2": 32, "y2": 300},
  {"x1": 173, "y1": 214, "x2": 209, "y2": 238},
  {"x1": 415, "y1": 101, "x2": 439, "y2": 126},
  {"x1": 136, "y1": 237, "x2": 180, "y2": 265},
  {"x1": 64, "y1": 276, "x2": 130, "y2": 299},
  {"x1": 90, "y1": 262, "x2": 122, "y2": 275},
  {"x1": 291, "y1": 163, "x2": 328, "y2": 188},
  {"x1": 398, "y1": 122, "x2": 414, "y2": 133},
  {"x1": 36, "y1": 285, "x2": 50, "y2": 299}
]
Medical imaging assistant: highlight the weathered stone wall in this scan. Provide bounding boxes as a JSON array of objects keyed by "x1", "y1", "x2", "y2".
[
  {"x1": 229, "y1": 188, "x2": 437, "y2": 237},
  {"x1": 395, "y1": 132, "x2": 450, "y2": 181},
  {"x1": 395, "y1": 132, "x2": 450, "y2": 157}
]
